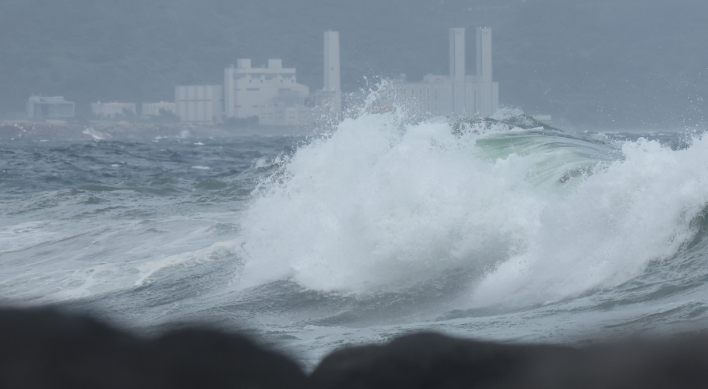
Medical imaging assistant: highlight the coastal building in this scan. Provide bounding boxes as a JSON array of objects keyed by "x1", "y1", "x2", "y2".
[
  {"x1": 27, "y1": 96, "x2": 75, "y2": 120},
  {"x1": 175, "y1": 85, "x2": 223, "y2": 124},
  {"x1": 142, "y1": 102, "x2": 177, "y2": 117},
  {"x1": 390, "y1": 28, "x2": 499, "y2": 118},
  {"x1": 315, "y1": 31, "x2": 342, "y2": 119},
  {"x1": 172, "y1": 31, "x2": 340, "y2": 126},
  {"x1": 91, "y1": 102, "x2": 137, "y2": 119},
  {"x1": 223, "y1": 59, "x2": 310, "y2": 126}
]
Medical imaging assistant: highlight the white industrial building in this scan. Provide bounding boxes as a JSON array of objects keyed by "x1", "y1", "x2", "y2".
[
  {"x1": 174, "y1": 31, "x2": 341, "y2": 127},
  {"x1": 390, "y1": 28, "x2": 499, "y2": 118},
  {"x1": 223, "y1": 59, "x2": 310, "y2": 126},
  {"x1": 175, "y1": 85, "x2": 223, "y2": 124},
  {"x1": 142, "y1": 101, "x2": 177, "y2": 117},
  {"x1": 91, "y1": 102, "x2": 137, "y2": 119},
  {"x1": 27, "y1": 96, "x2": 75, "y2": 120},
  {"x1": 172, "y1": 28, "x2": 498, "y2": 125}
]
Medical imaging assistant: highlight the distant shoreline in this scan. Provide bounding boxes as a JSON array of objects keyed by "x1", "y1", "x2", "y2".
[{"x1": 0, "y1": 121, "x2": 318, "y2": 141}]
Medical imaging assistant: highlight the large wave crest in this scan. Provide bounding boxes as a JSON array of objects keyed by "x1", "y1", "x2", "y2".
[{"x1": 234, "y1": 110, "x2": 708, "y2": 309}]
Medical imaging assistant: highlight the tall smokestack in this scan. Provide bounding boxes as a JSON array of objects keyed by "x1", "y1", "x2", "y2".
[
  {"x1": 449, "y1": 28, "x2": 465, "y2": 81},
  {"x1": 476, "y1": 28, "x2": 492, "y2": 82},
  {"x1": 324, "y1": 31, "x2": 341, "y2": 92}
]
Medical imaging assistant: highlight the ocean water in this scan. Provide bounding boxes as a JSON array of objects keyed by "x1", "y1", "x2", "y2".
[{"x1": 2, "y1": 110, "x2": 708, "y2": 367}]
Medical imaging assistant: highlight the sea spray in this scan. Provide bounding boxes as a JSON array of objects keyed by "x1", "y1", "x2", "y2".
[
  {"x1": 472, "y1": 135, "x2": 708, "y2": 307},
  {"x1": 234, "y1": 110, "x2": 634, "y2": 301}
]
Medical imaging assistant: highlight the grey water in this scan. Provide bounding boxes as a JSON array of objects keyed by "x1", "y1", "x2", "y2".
[{"x1": 2, "y1": 114, "x2": 708, "y2": 367}]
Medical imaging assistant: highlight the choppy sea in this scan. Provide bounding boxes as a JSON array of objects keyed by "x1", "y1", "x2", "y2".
[{"x1": 2, "y1": 110, "x2": 708, "y2": 367}]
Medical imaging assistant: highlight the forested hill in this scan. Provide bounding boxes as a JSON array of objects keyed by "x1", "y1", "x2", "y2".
[{"x1": 1, "y1": 0, "x2": 707, "y2": 128}]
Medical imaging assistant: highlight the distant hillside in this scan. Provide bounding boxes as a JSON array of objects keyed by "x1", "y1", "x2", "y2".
[{"x1": 1, "y1": 0, "x2": 706, "y2": 128}]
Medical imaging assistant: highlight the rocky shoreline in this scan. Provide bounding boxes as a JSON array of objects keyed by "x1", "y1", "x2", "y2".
[{"x1": 2, "y1": 308, "x2": 708, "y2": 389}]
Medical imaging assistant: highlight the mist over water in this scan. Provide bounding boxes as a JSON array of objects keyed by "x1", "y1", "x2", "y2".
[{"x1": 2, "y1": 105, "x2": 708, "y2": 365}]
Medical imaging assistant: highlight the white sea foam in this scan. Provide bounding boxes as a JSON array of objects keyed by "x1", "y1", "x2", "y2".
[
  {"x1": 471, "y1": 136, "x2": 708, "y2": 307},
  {"x1": 236, "y1": 113, "x2": 551, "y2": 292},
  {"x1": 235, "y1": 110, "x2": 708, "y2": 309}
]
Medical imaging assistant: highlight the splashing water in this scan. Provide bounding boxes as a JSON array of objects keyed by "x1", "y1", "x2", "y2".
[
  {"x1": 3, "y1": 105, "x2": 708, "y2": 366},
  {"x1": 235, "y1": 109, "x2": 708, "y2": 313}
]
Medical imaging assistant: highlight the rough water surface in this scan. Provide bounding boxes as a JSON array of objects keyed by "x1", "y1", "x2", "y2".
[{"x1": 2, "y1": 112, "x2": 707, "y2": 367}]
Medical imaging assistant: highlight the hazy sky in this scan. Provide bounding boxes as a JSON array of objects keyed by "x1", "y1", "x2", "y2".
[{"x1": 1, "y1": 0, "x2": 706, "y2": 128}]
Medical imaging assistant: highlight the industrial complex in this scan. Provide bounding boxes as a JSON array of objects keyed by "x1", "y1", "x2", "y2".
[
  {"x1": 23, "y1": 28, "x2": 499, "y2": 125},
  {"x1": 175, "y1": 31, "x2": 342, "y2": 126},
  {"x1": 389, "y1": 28, "x2": 499, "y2": 118}
]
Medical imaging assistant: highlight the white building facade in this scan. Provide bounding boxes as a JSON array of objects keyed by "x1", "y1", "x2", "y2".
[
  {"x1": 223, "y1": 59, "x2": 310, "y2": 126},
  {"x1": 391, "y1": 28, "x2": 499, "y2": 118},
  {"x1": 175, "y1": 85, "x2": 223, "y2": 124}
]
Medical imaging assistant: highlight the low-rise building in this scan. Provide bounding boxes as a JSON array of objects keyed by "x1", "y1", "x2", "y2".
[
  {"x1": 142, "y1": 102, "x2": 177, "y2": 117},
  {"x1": 175, "y1": 85, "x2": 223, "y2": 124},
  {"x1": 92, "y1": 102, "x2": 137, "y2": 119},
  {"x1": 27, "y1": 96, "x2": 75, "y2": 120}
]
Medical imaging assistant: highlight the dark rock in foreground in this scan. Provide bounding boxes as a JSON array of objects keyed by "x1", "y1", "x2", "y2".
[
  {"x1": 313, "y1": 332, "x2": 708, "y2": 389},
  {"x1": 0, "y1": 308, "x2": 309, "y2": 389},
  {"x1": 2, "y1": 308, "x2": 708, "y2": 389}
]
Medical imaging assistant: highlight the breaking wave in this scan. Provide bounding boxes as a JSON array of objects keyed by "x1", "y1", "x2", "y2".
[
  {"x1": 234, "y1": 108, "x2": 708, "y2": 306},
  {"x1": 234, "y1": 109, "x2": 708, "y2": 311}
]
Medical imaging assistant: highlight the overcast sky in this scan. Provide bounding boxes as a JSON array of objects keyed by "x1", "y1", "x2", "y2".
[{"x1": 1, "y1": 0, "x2": 706, "y2": 128}]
